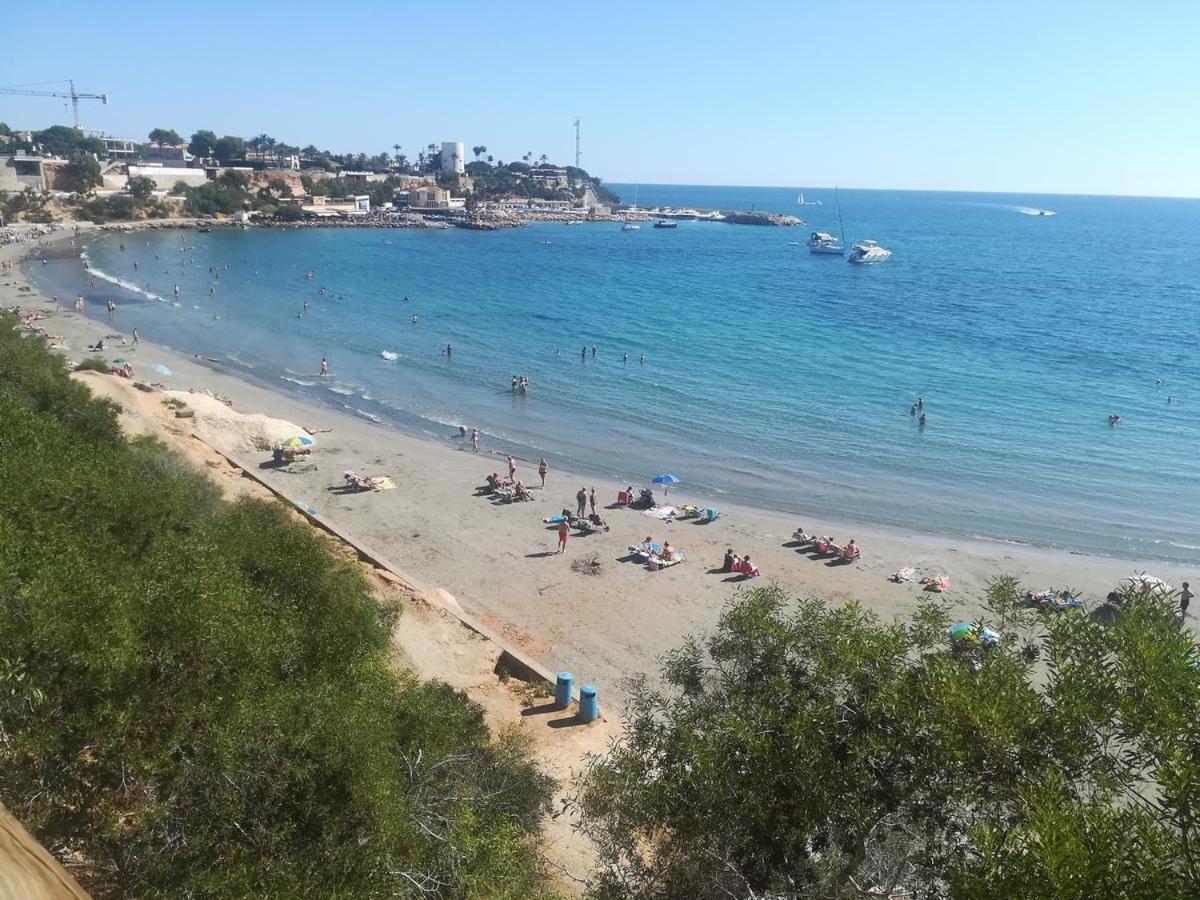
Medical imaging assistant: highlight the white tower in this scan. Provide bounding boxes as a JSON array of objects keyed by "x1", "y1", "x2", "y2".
[{"x1": 440, "y1": 142, "x2": 465, "y2": 174}]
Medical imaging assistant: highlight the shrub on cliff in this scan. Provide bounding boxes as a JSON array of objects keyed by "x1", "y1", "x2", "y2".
[
  {"x1": 577, "y1": 583, "x2": 1200, "y2": 899},
  {"x1": 0, "y1": 318, "x2": 555, "y2": 897}
]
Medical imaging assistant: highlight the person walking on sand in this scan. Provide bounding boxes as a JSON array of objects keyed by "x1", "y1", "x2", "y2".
[
  {"x1": 320, "y1": 357, "x2": 329, "y2": 377},
  {"x1": 132, "y1": 328, "x2": 140, "y2": 347},
  {"x1": 508, "y1": 455, "x2": 517, "y2": 481},
  {"x1": 471, "y1": 428, "x2": 479, "y2": 453},
  {"x1": 589, "y1": 486, "x2": 597, "y2": 515},
  {"x1": 557, "y1": 518, "x2": 570, "y2": 554},
  {"x1": 538, "y1": 457, "x2": 548, "y2": 488},
  {"x1": 576, "y1": 486, "x2": 588, "y2": 518},
  {"x1": 1182, "y1": 582, "x2": 1193, "y2": 618},
  {"x1": 74, "y1": 295, "x2": 85, "y2": 314}
]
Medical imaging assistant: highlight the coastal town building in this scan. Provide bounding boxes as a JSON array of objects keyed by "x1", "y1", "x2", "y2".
[
  {"x1": 92, "y1": 134, "x2": 140, "y2": 161},
  {"x1": 528, "y1": 166, "x2": 569, "y2": 188},
  {"x1": 0, "y1": 153, "x2": 68, "y2": 192},
  {"x1": 301, "y1": 195, "x2": 371, "y2": 216},
  {"x1": 245, "y1": 150, "x2": 300, "y2": 170},
  {"x1": 412, "y1": 186, "x2": 468, "y2": 211},
  {"x1": 127, "y1": 164, "x2": 208, "y2": 190},
  {"x1": 143, "y1": 143, "x2": 193, "y2": 164},
  {"x1": 440, "y1": 142, "x2": 465, "y2": 175}
]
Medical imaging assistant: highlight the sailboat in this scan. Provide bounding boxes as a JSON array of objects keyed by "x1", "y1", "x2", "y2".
[
  {"x1": 621, "y1": 184, "x2": 641, "y2": 231},
  {"x1": 796, "y1": 193, "x2": 823, "y2": 206},
  {"x1": 808, "y1": 188, "x2": 845, "y2": 255}
]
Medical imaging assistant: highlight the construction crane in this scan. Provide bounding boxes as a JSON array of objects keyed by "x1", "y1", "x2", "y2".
[{"x1": 0, "y1": 79, "x2": 108, "y2": 129}]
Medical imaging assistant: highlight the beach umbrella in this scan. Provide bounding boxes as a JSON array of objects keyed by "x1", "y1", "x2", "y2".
[
  {"x1": 281, "y1": 435, "x2": 314, "y2": 449},
  {"x1": 653, "y1": 473, "x2": 680, "y2": 494}
]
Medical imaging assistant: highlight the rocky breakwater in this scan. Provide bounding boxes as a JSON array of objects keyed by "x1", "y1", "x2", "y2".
[{"x1": 722, "y1": 212, "x2": 804, "y2": 226}]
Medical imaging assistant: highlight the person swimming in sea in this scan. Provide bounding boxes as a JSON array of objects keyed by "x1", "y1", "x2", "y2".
[{"x1": 919, "y1": 413, "x2": 927, "y2": 427}]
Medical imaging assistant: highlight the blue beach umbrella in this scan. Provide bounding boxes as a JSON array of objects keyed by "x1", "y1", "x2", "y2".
[{"x1": 653, "y1": 473, "x2": 680, "y2": 495}]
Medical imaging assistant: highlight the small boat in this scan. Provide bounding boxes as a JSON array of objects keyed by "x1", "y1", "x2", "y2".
[
  {"x1": 621, "y1": 222, "x2": 641, "y2": 232},
  {"x1": 808, "y1": 231, "x2": 843, "y2": 255},
  {"x1": 653, "y1": 219, "x2": 677, "y2": 229},
  {"x1": 796, "y1": 193, "x2": 823, "y2": 206},
  {"x1": 847, "y1": 240, "x2": 892, "y2": 264}
]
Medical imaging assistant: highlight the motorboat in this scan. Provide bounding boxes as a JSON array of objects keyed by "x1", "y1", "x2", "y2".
[
  {"x1": 621, "y1": 222, "x2": 641, "y2": 231},
  {"x1": 796, "y1": 193, "x2": 823, "y2": 206},
  {"x1": 653, "y1": 219, "x2": 677, "y2": 229},
  {"x1": 847, "y1": 240, "x2": 892, "y2": 264},
  {"x1": 808, "y1": 231, "x2": 843, "y2": 255}
]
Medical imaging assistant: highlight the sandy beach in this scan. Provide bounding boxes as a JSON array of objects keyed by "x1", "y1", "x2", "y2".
[{"x1": 4, "y1": 226, "x2": 1192, "y2": 714}]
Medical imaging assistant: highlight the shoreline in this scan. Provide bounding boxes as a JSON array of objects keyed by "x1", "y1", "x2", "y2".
[
  {"x1": 48, "y1": 223, "x2": 1192, "y2": 567},
  {"x1": 5, "y1": 225, "x2": 1191, "y2": 710}
]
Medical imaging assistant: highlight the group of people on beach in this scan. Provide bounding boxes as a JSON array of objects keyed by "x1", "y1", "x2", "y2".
[{"x1": 721, "y1": 549, "x2": 760, "y2": 577}]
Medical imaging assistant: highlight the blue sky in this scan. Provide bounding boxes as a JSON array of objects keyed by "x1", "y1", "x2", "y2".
[{"x1": 4, "y1": 0, "x2": 1198, "y2": 196}]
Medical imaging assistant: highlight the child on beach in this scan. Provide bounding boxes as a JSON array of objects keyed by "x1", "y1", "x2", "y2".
[{"x1": 557, "y1": 519, "x2": 570, "y2": 554}]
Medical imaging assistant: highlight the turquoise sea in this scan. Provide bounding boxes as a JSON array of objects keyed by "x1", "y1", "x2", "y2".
[{"x1": 31, "y1": 186, "x2": 1200, "y2": 563}]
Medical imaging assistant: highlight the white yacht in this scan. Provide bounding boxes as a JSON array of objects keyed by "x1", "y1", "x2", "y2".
[
  {"x1": 808, "y1": 231, "x2": 844, "y2": 255},
  {"x1": 847, "y1": 240, "x2": 892, "y2": 264},
  {"x1": 621, "y1": 221, "x2": 641, "y2": 231}
]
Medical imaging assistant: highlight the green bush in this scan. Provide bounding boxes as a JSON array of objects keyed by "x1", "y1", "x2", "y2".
[
  {"x1": 75, "y1": 356, "x2": 110, "y2": 373},
  {"x1": 578, "y1": 584, "x2": 1200, "y2": 899},
  {"x1": 0, "y1": 316, "x2": 554, "y2": 897}
]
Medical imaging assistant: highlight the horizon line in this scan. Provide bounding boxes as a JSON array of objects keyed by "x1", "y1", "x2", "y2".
[{"x1": 600, "y1": 181, "x2": 1200, "y2": 202}]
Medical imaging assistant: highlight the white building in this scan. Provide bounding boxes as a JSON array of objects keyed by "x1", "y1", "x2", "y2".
[{"x1": 440, "y1": 142, "x2": 464, "y2": 175}]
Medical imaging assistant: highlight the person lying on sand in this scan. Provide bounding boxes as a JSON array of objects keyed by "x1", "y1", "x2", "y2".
[{"x1": 304, "y1": 425, "x2": 332, "y2": 435}]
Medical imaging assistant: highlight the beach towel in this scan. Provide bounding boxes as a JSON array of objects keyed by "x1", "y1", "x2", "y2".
[
  {"x1": 891, "y1": 567, "x2": 916, "y2": 583},
  {"x1": 643, "y1": 506, "x2": 678, "y2": 520},
  {"x1": 374, "y1": 477, "x2": 396, "y2": 491},
  {"x1": 544, "y1": 514, "x2": 567, "y2": 524}
]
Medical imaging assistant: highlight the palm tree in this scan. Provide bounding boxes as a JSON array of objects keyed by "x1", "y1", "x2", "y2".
[
  {"x1": 539, "y1": 153, "x2": 548, "y2": 165},
  {"x1": 486, "y1": 154, "x2": 494, "y2": 164},
  {"x1": 392, "y1": 144, "x2": 401, "y2": 169},
  {"x1": 472, "y1": 144, "x2": 487, "y2": 160}
]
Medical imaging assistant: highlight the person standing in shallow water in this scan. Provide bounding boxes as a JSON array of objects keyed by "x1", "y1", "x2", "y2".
[
  {"x1": 581, "y1": 345, "x2": 587, "y2": 362},
  {"x1": 320, "y1": 357, "x2": 329, "y2": 377},
  {"x1": 471, "y1": 428, "x2": 479, "y2": 453}
]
